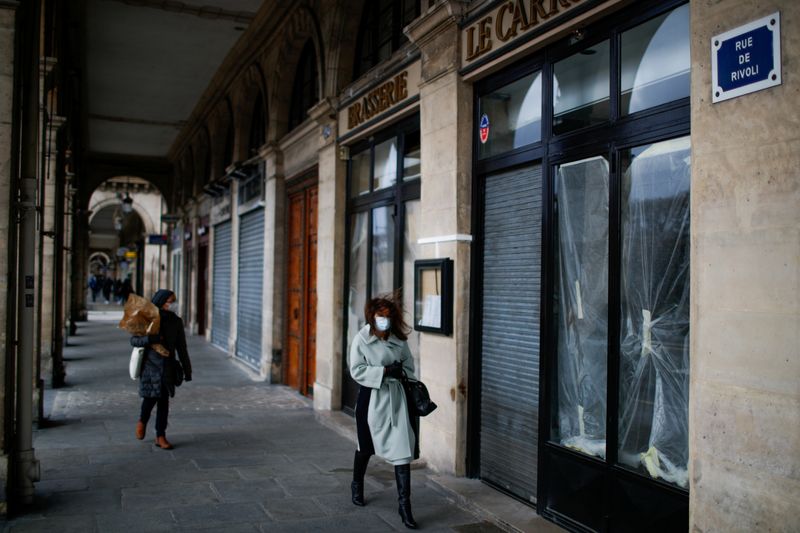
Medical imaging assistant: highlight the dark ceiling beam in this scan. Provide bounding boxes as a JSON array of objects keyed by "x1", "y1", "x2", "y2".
[
  {"x1": 102, "y1": 0, "x2": 255, "y2": 23},
  {"x1": 88, "y1": 113, "x2": 186, "y2": 129}
]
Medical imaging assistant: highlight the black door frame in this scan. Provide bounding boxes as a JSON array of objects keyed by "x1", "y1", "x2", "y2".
[{"x1": 340, "y1": 115, "x2": 421, "y2": 414}]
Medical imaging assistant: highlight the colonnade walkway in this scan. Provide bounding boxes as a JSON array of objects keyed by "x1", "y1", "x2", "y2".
[{"x1": 4, "y1": 315, "x2": 499, "y2": 532}]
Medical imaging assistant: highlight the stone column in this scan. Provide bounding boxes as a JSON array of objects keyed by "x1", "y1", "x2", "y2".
[
  {"x1": 406, "y1": 0, "x2": 472, "y2": 475},
  {"x1": 39, "y1": 114, "x2": 66, "y2": 389},
  {"x1": 689, "y1": 2, "x2": 800, "y2": 531},
  {"x1": 0, "y1": 2, "x2": 17, "y2": 515},
  {"x1": 228, "y1": 176, "x2": 240, "y2": 357},
  {"x1": 309, "y1": 98, "x2": 345, "y2": 411},
  {"x1": 259, "y1": 144, "x2": 286, "y2": 381}
]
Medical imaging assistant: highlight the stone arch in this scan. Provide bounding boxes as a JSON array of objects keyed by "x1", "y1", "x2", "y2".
[
  {"x1": 79, "y1": 168, "x2": 172, "y2": 215},
  {"x1": 231, "y1": 62, "x2": 269, "y2": 160},
  {"x1": 207, "y1": 100, "x2": 235, "y2": 180},
  {"x1": 270, "y1": 3, "x2": 325, "y2": 140},
  {"x1": 322, "y1": 0, "x2": 367, "y2": 94},
  {"x1": 88, "y1": 195, "x2": 158, "y2": 236}
]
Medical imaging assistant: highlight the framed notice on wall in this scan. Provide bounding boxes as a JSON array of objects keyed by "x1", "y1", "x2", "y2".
[{"x1": 413, "y1": 258, "x2": 453, "y2": 335}]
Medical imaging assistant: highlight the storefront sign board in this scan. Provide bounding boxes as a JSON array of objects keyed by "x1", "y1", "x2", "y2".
[
  {"x1": 462, "y1": 0, "x2": 587, "y2": 68},
  {"x1": 712, "y1": 12, "x2": 781, "y2": 103},
  {"x1": 339, "y1": 61, "x2": 421, "y2": 140}
]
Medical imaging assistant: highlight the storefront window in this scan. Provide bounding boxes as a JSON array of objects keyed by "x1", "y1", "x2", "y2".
[
  {"x1": 347, "y1": 211, "x2": 369, "y2": 345},
  {"x1": 621, "y1": 4, "x2": 690, "y2": 115},
  {"x1": 479, "y1": 71, "x2": 542, "y2": 159},
  {"x1": 618, "y1": 136, "x2": 690, "y2": 488},
  {"x1": 553, "y1": 40, "x2": 610, "y2": 135},
  {"x1": 374, "y1": 138, "x2": 398, "y2": 191},
  {"x1": 403, "y1": 131, "x2": 421, "y2": 182},
  {"x1": 371, "y1": 205, "x2": 395, "y2": 295},
  {"x1": 553, "y1": 155, "x2": 610, "y2": 459},
  {"x1": 351, "y1": 149, "x2": 371, "y2": 197},
  {"x1": 343, "y1": 120, "x2": 421, "y2": 411},
  {"x1": 403, "y1": 200, "x2": 421, "y2": 371}
]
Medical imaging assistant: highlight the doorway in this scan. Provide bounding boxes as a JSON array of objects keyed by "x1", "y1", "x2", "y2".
[{"x1": 285, "y1": 183, "x2": 318, "y2": 396}]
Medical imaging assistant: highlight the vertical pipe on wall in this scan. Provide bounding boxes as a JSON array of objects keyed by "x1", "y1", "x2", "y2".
[{"x1": 13, "y1": 0, "x2": 41, "y2": 504}]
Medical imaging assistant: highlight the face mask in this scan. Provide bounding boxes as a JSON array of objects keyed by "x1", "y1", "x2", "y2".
[{"x1": 375, "y1": 316, "x2": 391, "y2": 332}]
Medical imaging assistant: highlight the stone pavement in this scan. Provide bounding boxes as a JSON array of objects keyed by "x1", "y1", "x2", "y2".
[{"x1": 3, "y1": 315, "x2": 507, "y2": 532}]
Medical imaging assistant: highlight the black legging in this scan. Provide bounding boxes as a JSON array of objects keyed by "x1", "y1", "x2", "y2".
[{"x1": 140, "y1": 392, "x2": 169, "y2": 437}]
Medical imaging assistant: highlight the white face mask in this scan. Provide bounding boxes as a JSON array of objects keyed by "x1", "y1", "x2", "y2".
[{"x1": 375, "y1": 316, "x2": 391, "y2": 332}]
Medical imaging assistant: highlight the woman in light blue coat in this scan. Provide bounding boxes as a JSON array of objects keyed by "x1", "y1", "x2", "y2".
[{"x1": 349, "y1": 295, "x2": 419, "y2": 529}]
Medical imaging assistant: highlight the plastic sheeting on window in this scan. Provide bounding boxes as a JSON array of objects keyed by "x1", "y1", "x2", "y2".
[
  {"x1": 555, "y1": 156, "x2": 610, "y2": 459},
  {"x1": 618, "y1": 136, "x2": 690, "y2": 488}
]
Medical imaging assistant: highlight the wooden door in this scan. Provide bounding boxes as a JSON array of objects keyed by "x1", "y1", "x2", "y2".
[{"x1": 286, "y1": 185, "x2": 318, "y2": 396}]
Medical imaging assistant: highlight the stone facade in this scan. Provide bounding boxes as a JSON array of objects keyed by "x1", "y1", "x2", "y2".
[{"x1": 689, "y1": 1, "x2": 800, "y2": 531}]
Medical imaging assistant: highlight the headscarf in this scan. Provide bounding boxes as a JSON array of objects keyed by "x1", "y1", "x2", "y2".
[{"x1": 151, "y1": 289, "x2": 174, "y2": 308}]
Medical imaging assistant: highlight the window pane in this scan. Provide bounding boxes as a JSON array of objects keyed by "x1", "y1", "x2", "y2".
[
  {"x1": 350, "y1": 149, "x2": 370, "y2": 197},
  {"x1": 553, "y1": 155, "x2": 609, "y2": 459},
  {"x1": 403, "y1": 131, "x2": 420, "y2": 182},
  {"x1": 403, "y1": 200, "x2": 421, "y2": 372},
  {"x1": 618, "y1": 136, "x2": 690, "y2": 488},
  {"x1": 371, "y1": 206, "x2": 395, "y2": 295},
  {"x1": 479, "y1": 71, "x2": 542, "y2": 158},
  {"x1": 347, "y1": 211, "x2": 369, "y2": 349},
  {"x1": 621, "y1": 5, "x2": 689, "y2": 116},
  {"x1": 373, "y1": 138, "x2": 398, "y2": 191},
  {"x1": 553, "y1": 40, "x2": 610, "y2": 135}
]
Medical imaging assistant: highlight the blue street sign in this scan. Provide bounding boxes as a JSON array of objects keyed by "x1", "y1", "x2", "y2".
[{"x1": 712, "y1": 12, "x2": 781, "y2": 103}]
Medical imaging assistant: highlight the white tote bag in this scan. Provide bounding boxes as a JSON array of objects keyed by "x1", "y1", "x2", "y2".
[{"x1": 129, "y1": 347, "x2": 145, "y2": 380}]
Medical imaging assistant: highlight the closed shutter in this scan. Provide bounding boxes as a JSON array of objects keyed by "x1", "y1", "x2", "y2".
[
  {"x1": 480, "y1": 164, "x2": 542, "y2": 504},
  {"x1": 212, "y1": 221, "x2": 232, "y2": 350},
  {"x1": 236, "y1": 208, "x2": 264, "y2": 369}
]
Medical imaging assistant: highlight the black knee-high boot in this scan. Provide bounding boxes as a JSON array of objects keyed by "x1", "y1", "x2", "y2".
[
  {"x1": 351, "y1": 450, "x2": 370, "y2": 506},
  {"x1": 394, "y1": 464, "x2": 418, "y2": 529}
]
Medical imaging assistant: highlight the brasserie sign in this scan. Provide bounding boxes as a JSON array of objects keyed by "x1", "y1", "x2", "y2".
[
  {"x1": 339, "y1": 60, "x2": 421, "y2": 139},
  {"x1": 348, "y1": 71, "x2": 409, "y2": 129},
  {"x1": 462, "y1": 0, "x2": 586, "y2": 66}
]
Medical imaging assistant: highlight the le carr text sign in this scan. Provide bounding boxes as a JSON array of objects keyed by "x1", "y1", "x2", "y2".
[
  {"x1": 462, "y1": 0, "x2": 586, "y2": 67},
  {"x1": 712, "y1": 12, "x2": 781, "y2": 103}
]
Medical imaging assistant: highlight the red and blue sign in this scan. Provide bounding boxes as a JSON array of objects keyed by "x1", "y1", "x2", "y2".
[{"x1": 479, "y1": 114, "x2": 490, "y2": 144}]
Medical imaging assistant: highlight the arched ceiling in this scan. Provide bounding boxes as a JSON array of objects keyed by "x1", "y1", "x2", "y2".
[{"x1": 84, "y1": 0, "x2": 264, "y2": 158}]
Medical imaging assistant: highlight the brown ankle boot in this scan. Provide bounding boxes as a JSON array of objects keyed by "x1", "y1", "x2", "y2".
[
  {"x1": 135, "y1": 420, "x2": 145, "y2": 440},
  {"x1": 154, "y1": 436, "x2": 173, "y2": 449}
]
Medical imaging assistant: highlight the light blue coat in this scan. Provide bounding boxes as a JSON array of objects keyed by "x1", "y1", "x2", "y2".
[{"x1": 348, "y1": 325, "x2": 417, "y2": 465}]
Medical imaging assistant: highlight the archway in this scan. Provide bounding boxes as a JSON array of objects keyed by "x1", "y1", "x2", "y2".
[{"x1": 84, "y1": 176, "x2": 168, "y2": 308}]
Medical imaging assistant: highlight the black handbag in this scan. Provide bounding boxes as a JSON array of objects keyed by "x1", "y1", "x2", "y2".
[{"x1": 402, "y1": 373, "x2": 437, "y2": 417}]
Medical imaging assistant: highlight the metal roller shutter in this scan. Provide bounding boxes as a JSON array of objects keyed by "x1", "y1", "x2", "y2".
[
  {"x1": 236, "y1": 208, "x2": 264, "y2": 369},
  {"x1": 480, "y1": 164, "x2": 542, "y2": 504},
  {"x1": 212, "y1": 221, "x2": 232, "y2": 350}
]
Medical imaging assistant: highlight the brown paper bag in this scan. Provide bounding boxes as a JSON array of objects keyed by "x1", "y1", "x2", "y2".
[{"x1": 118, "y1": 294, "x2": 169, "y2": 356}]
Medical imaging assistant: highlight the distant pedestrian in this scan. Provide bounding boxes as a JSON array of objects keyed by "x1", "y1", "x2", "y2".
[
  {"x1": 89, "y1": 274, "x2": 99, "y2": 302},
  {"x1": 348, "y1": 295, "x2": 419, "y2": 529},
  {"x1": 113, "y1": 278, "x2": 122, "y2": 303},
  {"x1": 102, "y1": 277, "x2": 113, "y2": 304},
  {"x1": 120, "y1": 277, "x2": 133, "y2": 303},
  {"x1": 130, "y1": 289, "x2": 192, "y2": 450}
]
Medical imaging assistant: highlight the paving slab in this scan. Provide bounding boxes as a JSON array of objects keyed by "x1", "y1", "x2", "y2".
[{"x1": 1, "y1": 317, "x2": 520, "y2": 531}]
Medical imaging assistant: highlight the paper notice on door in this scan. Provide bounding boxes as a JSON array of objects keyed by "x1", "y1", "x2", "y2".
[{"x1": 419, "y1": 294, "x2": 441, "y2": 328}]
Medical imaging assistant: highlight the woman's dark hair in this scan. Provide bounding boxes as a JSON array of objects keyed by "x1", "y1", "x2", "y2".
[{"x1": 364, "y1": 292, "x2": 409, "y2": 341}]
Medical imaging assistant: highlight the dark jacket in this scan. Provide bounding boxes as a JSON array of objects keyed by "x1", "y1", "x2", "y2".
[{"x1": 130, "y1": 293, "x2": 192, "y2": 398}]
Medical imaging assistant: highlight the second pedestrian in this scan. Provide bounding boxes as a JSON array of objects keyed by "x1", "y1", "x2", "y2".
[{"x1": 348, "y1": 295, "x2": 419, "y2": 529}]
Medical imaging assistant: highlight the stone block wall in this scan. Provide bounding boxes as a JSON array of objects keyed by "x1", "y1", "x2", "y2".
[{"x1": 690, "y1": 1, "x2": 800, "y2": 530}]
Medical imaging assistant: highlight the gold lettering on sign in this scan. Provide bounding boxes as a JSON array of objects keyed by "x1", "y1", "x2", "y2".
[
  {"x1": 347, "y1": 71, "x2": 409, "y2": 130},
  {"x1": 464, "y1": 0, "x2": 584, "y2": 63}
]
